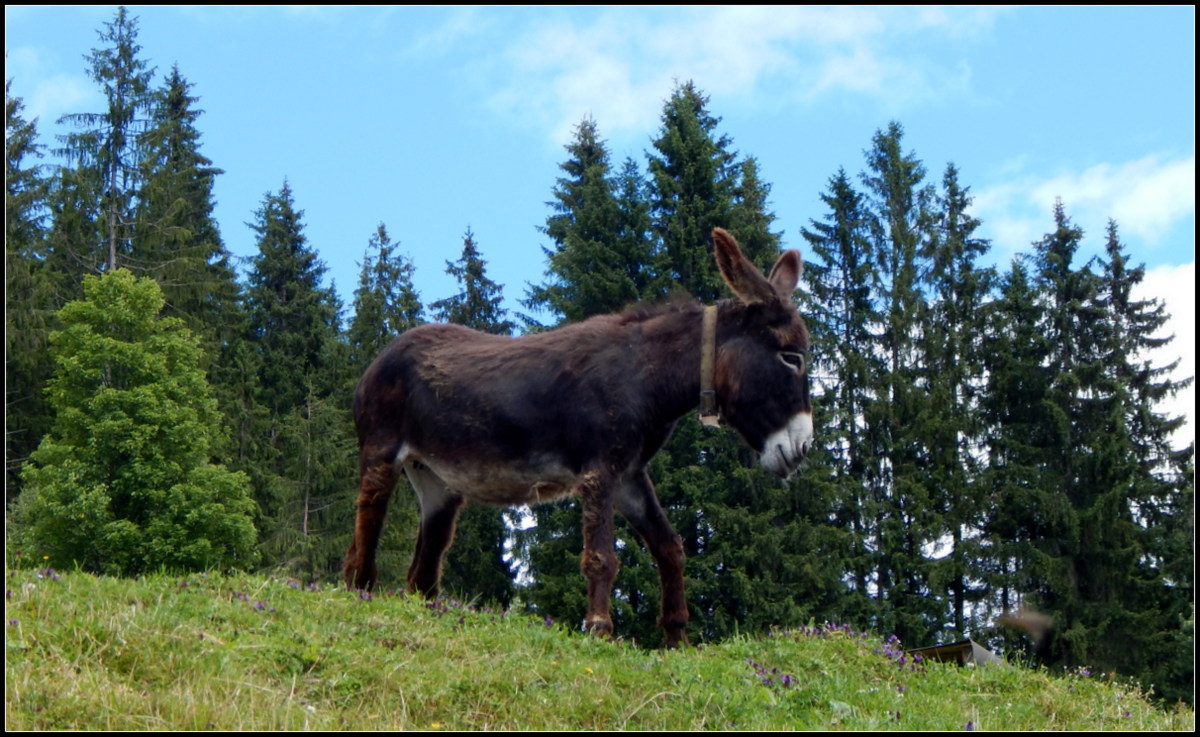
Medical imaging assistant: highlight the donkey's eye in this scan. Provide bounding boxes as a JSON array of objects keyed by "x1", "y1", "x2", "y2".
[{"x1": 779, "y1": 351, "x2": 806, "y2": 375}]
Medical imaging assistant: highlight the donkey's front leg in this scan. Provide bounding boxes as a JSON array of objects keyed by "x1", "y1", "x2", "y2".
[
  {"x1": 578, "y1": 469, "x2": 619, "y2": 637},
  {"x1": 617, "y1": 470, "x2": 689, "y2": 648},
  {"x1": 405, "y1": 463, "x2": 465, "y2": 598}
]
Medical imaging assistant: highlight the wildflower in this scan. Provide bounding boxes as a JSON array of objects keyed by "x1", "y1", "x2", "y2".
[{"x1": 966, "y1": 721, "x2": 975, "y2": 730}]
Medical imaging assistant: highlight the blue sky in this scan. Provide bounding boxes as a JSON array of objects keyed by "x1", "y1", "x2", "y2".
[{"x1": 6, "y1": 6, "x2": 1194, "y2": 443}]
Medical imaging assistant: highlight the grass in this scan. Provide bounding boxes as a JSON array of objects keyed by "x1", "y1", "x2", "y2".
[{"x1": 5, "y1": 568, "x2": 1194, "y2": 731}]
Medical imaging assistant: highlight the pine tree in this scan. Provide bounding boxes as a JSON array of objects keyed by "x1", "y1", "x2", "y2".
[
  {"x1": 428, "y1": 228, "x2": 517, "y2": 605},
  {"x1": 14, "y1": 269, "x2": 258, "y2": 574}
]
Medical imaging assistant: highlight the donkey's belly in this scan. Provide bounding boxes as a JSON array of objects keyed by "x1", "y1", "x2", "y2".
[{"x1": 409, "y1": 453, "x2": 579, "y2": 506}]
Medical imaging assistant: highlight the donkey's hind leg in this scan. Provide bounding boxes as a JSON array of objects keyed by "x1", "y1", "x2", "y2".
[
  {"x1": 404, "y1": 462, "x2": 465, "y2": 598},
  {"x1": 344, "y1": 443, "x2": 401, "y2": 590}
]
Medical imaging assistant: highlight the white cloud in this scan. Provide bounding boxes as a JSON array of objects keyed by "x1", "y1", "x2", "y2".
[
  {"x1": 974, "y1": 154, "x2": 1196, "y2": 263},
  {"x1": 1029, "y1": 156, "x2": 1196, "y2": 244},
  {"x1": 5, "y1": 45, "x2": 96, "y2": 128},
  {"x1": 471, "y1": 6, "x2": 1003, "y2": 146},
  {"x1": 1136, "y1": 262, "x2": 1196, "y2": 450}
]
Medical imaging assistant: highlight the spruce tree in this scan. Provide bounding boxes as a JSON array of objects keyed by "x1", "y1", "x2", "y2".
[
  {"x1": 5, "y1": 79, "x2": 54, "y2": 502},
  {"x1": 980, "y1": 258, "x2": 1062, "y2": 642},
  {"x1": 919, "y1": 163, "x2": 994, "y2": 638},
  {"x1": 131, "y1": 66, "x2": 240, "y2": 337},
  {"x1": 244, "y1": 181, "x2": 342, "y2": 414},
  {"x1": 55, "y1": 6, "x2": 155, "y2": 272},
  {"x1": 428, "y1": 228, "x2": 517, "y2": 606},
  {"x1": 130, "y1": 66, "x2": 249, "y2": 466},
  {"x1": 642, "y1": 81, "x2": 838, "y2": 644},
  {"x1": 1079, "y1": 220, "x2": 1193, "y2": 702},
  {"x1": 342, "y1": 223, "x2": 425, "y2": 586},
  {"x1": 519, "y1": 119, "x2": 643, "y2": 627},
  {"x1": 524, "y1": 117, "x2": 640, "y2": 325},
  {"x1": 646, "y1": 80, "x2": 736, "y2": 302},
  {"x1": 243, "y1": 181, "x2": 347, "y2": 570},
  {"x1": 858, "y1": 122, "x2": 941, "y2": 645},
  {"x1": 430, "y1": 228, "x2": 516, "y2": 335},
  {"x1": 799, "y1": 167, "x2": 885, "y2": 629},
  {"x1": 347, "y1": 223, "x2": 424, "y2": 375}
]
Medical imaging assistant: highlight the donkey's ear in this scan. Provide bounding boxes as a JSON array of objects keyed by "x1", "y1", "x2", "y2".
[
  {"x1": 713, "y1": 227, "x2": 777, "y2": 305},
  {"x1": 767, "y1": 250, "x2": 802, "y2": 297}
]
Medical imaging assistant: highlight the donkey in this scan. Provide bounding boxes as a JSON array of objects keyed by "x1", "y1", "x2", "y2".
[{"x1": 344, "y1": 227, "x2": 812, "y2": 647}]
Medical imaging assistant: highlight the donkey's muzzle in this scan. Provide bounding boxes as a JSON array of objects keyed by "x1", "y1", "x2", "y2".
[{"x1": 759, "y1": 411, "x2": 814, "y2": 479}]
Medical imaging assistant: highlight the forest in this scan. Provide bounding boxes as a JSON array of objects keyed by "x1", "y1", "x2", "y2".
[{"x1": 6, "y1": 8, "x2": 1193, "y2": 703}]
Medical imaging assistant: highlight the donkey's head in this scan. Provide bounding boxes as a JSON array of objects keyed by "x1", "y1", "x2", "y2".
[{"x1": 710, "y1": 228, "x2": 813, "y2": 478}]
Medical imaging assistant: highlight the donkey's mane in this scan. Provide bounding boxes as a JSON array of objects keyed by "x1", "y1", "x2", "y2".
[{"x1": 615, "y1": 295, "x2": 706, "y2": 326}]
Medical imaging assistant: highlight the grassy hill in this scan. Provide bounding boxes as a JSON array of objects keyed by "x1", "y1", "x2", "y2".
[{"x1": 5, "y1": 568, "x2": 1193, "y2": 730}]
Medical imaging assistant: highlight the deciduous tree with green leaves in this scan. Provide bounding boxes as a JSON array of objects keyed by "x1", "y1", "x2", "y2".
[{"x1": 14, "y1": 269, "x2": 258, "y2": 575}]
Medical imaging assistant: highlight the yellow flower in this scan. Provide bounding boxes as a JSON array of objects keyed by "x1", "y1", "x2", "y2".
[{"x1": 584, "y1": 667, "x2": 594, "y2": 674}]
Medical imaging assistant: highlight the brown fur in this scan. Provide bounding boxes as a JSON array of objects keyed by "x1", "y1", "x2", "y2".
[{"x1": 344, "y1": 228, "x2": 813, "y2": 647}]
